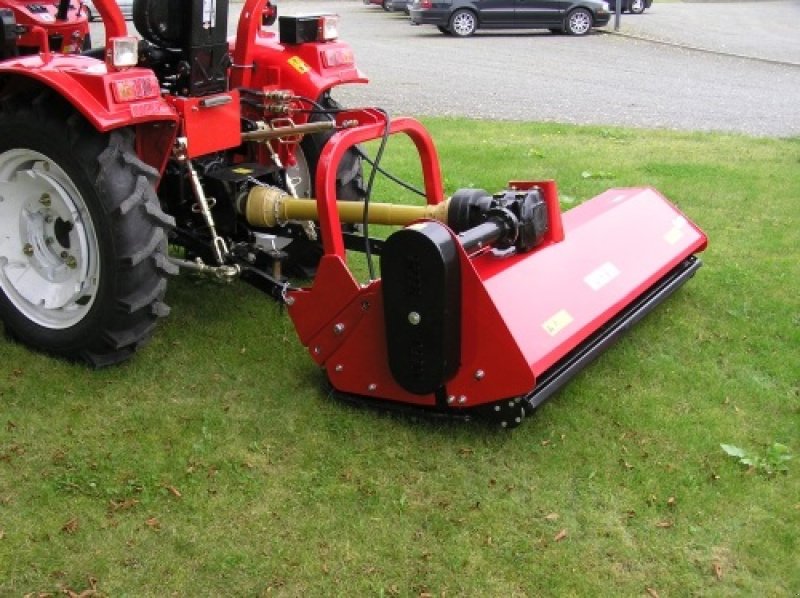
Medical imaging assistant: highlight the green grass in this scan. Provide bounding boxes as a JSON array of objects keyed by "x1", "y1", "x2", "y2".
[{"x1": 1, "y1": 120, "x2": 799, "y2": 596}]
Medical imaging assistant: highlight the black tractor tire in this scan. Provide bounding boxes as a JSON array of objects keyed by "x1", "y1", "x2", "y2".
[
  {"x1": 0, "y1": 89, "x2": 175, "y2": 366},
  {"x1": 449, "y1": 9, "x2": 478, "y2": 37},
  {"x1": 565, "y1": 8, "x2": 593, "y2": 35},
  {"x1": 281, "y1": 94, "x2": 366, "y2": 277}
]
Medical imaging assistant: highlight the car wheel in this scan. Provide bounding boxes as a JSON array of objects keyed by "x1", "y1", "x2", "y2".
[
  {"x1": 565, "y1": 8, "x2": 593, "y2": 35},
  {"x1": 629, "y1": 0, "x2": 646, "y2": 14},
  {"x1": 449, "y1": 9, "x2": 477, "y2": 37},
  {"x1": 437, "y1": 25, "x2": 453, "y2": 35}
]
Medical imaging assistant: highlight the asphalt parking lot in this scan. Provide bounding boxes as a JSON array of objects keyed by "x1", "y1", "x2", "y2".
[
  {"x1": 320, "y1": 0, "x2": 800, "y2": 137},
  {"x1": 96, "y1": 1, "x2": 800, "y2": 137}
]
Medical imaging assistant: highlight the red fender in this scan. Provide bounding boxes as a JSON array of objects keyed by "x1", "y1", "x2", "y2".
[
  {"x1": 2, "y1": 0, "x2": 90, "y2": 54},
  {"x1": 230, "y1": 0, "x2": 368, "y2": 97},
  {"x1": 0, "y1": 56, "x2": 178, "y2": 172}
]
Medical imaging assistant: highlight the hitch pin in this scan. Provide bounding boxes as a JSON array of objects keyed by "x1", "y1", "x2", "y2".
[{"x1": 168, "y1": 256, "x2": 240, "y2": 281}]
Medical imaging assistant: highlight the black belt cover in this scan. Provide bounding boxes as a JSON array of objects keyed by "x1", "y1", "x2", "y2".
[{"x1": 381, "y1": 222, "x2": 461, "y2": 395}]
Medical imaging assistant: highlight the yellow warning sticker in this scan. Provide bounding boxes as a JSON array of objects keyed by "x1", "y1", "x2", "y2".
[
  {"x1": 542, "y1": 309, "x2": 573, "y2": 337},
  {"x1": 232, "y1": 167, "x2": 253, "y2": 175},
  {"x1": 288, "y1": 56, "x2": 311, "y2": 75}
]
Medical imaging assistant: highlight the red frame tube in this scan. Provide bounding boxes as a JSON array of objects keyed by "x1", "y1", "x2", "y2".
[
  {"x1": 314, "y1": 109, "x2": 444, "y2": 259},
  {"x1": 91, "y1": 0, "x2": 126, "y2": 43}
]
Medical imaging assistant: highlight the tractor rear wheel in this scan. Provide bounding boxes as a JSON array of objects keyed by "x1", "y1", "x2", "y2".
[{"x1": 0, "y1": 91, "x2": 174, "y2": 366}]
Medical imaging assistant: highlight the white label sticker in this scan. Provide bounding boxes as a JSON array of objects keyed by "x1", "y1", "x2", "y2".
[{"x1": 584, "y1": 262, "x2": 620, "y2": 291}]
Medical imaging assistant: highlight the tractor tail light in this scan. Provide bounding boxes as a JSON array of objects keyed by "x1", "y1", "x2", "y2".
[
  {"x1": 111, "y1": 75, "x2": 160, "y2": 103},
  {"x1": 279, "y1": 15, "x2": 339, "y2": 45},
  {"x1": 322, "y1": 47, "x2": 354, "y2": 68}
]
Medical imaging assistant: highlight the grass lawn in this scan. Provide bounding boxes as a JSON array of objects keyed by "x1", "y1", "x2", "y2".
[{"x1": 1, "y1": 120, "x2": 798, "y2": 596}]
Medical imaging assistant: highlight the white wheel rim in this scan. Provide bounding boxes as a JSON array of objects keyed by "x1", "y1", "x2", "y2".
[
  {"x1": 453, "y1": 13, "x2": 475, "y2": 35},
  {"x1": 0, "y1": 149, "x2": 100, "y2": 329},
  {"x1": 570, "y1": 12, "x2": 591, "y2": 34}
]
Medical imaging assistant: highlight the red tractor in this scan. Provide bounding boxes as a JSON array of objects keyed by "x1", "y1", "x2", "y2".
[
  {"x1": 0, "y1": 0, "x2": 90, "y2": 57},
  {"x1": 0, "y1": 0, "x2": 706, "y2": 426}
]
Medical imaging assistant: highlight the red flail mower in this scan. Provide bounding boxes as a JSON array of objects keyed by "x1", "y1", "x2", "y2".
[{"x1": 0, "y1": 0, "x2": 706, "y2": 427}]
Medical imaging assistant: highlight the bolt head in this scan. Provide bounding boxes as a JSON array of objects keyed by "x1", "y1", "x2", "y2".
[
  {"x1": 458, "y1": 395, "x2": 467, "y2": 405},
  {"x1": 335, "y1": 364, "x2": 343, "y2": 373},
  {"x1": 447, "y1": 395, "x2": 455, "y2": 404},
  {"x1": 333, "y1": 323, "x2": 345, "y2": 335},
  {"x1": 474, "y1": 369, "x2": 485, "y2": 381},
  {"x1": 368, "y1": 383, "x2": 377, "y2": 392},
  {"x1": 407, "y1": 311, "x2": 421, "y2": 325},
  {"x1": 23, "y1": 243, "x2": 34, "y2": 256}
]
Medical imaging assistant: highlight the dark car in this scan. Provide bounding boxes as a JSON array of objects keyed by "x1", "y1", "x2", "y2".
[
  {"x1": 385, "y1": 0, "x2": 412, "y2": 12},
  {"x1": 608, "y1": 0, "x2": 652, "y2": 14},
  {"x1": 410, "y1": 0, "x2": 611, "y2": 37}
]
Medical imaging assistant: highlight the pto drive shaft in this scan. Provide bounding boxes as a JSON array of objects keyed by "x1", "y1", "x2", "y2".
[{"x1": 240, "y1": 186, "x2": 550, "y2": 253}]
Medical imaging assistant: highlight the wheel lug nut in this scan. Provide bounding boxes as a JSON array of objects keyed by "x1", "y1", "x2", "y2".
[
  {"x1": 23, "y1": 243, "x2": 34, "y2": 256},
  {"x1": 39, "y1": 193, "x2": 51, "y2": 207},
  {"x1": 64, "y1": 255, "x2": 77, "y2": 269}
]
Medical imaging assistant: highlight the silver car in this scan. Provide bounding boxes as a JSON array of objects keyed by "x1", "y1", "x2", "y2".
[{"x1": 83, "y1": 0, "x2": 134, "y2": 22}]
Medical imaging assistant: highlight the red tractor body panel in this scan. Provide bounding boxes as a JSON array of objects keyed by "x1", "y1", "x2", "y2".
[
  {"x1": 1, "y1": 0, "x2": 89, "y2": 53},
  {"x1": 166, "y1": 92, "x2": 243, "y2": 159}
]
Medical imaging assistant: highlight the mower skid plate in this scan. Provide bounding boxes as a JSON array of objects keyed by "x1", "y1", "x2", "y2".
[{"x1": 453, "y1": 186, "x2": 707, "y2": 405}]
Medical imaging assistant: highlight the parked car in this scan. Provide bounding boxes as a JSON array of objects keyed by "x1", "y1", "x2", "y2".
[
  {"x1": 608, "y1": 0, "x2": 651, "y2": 14},
  {"x1": 409, "y1": 0, "x2": 611, "y2": 37},
  {"x1": 82, "y1": 0, "x2": 134, "y2": 22},
  {"x1": 385, "y1": 0, "x2": 412, "y2": 11}
]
